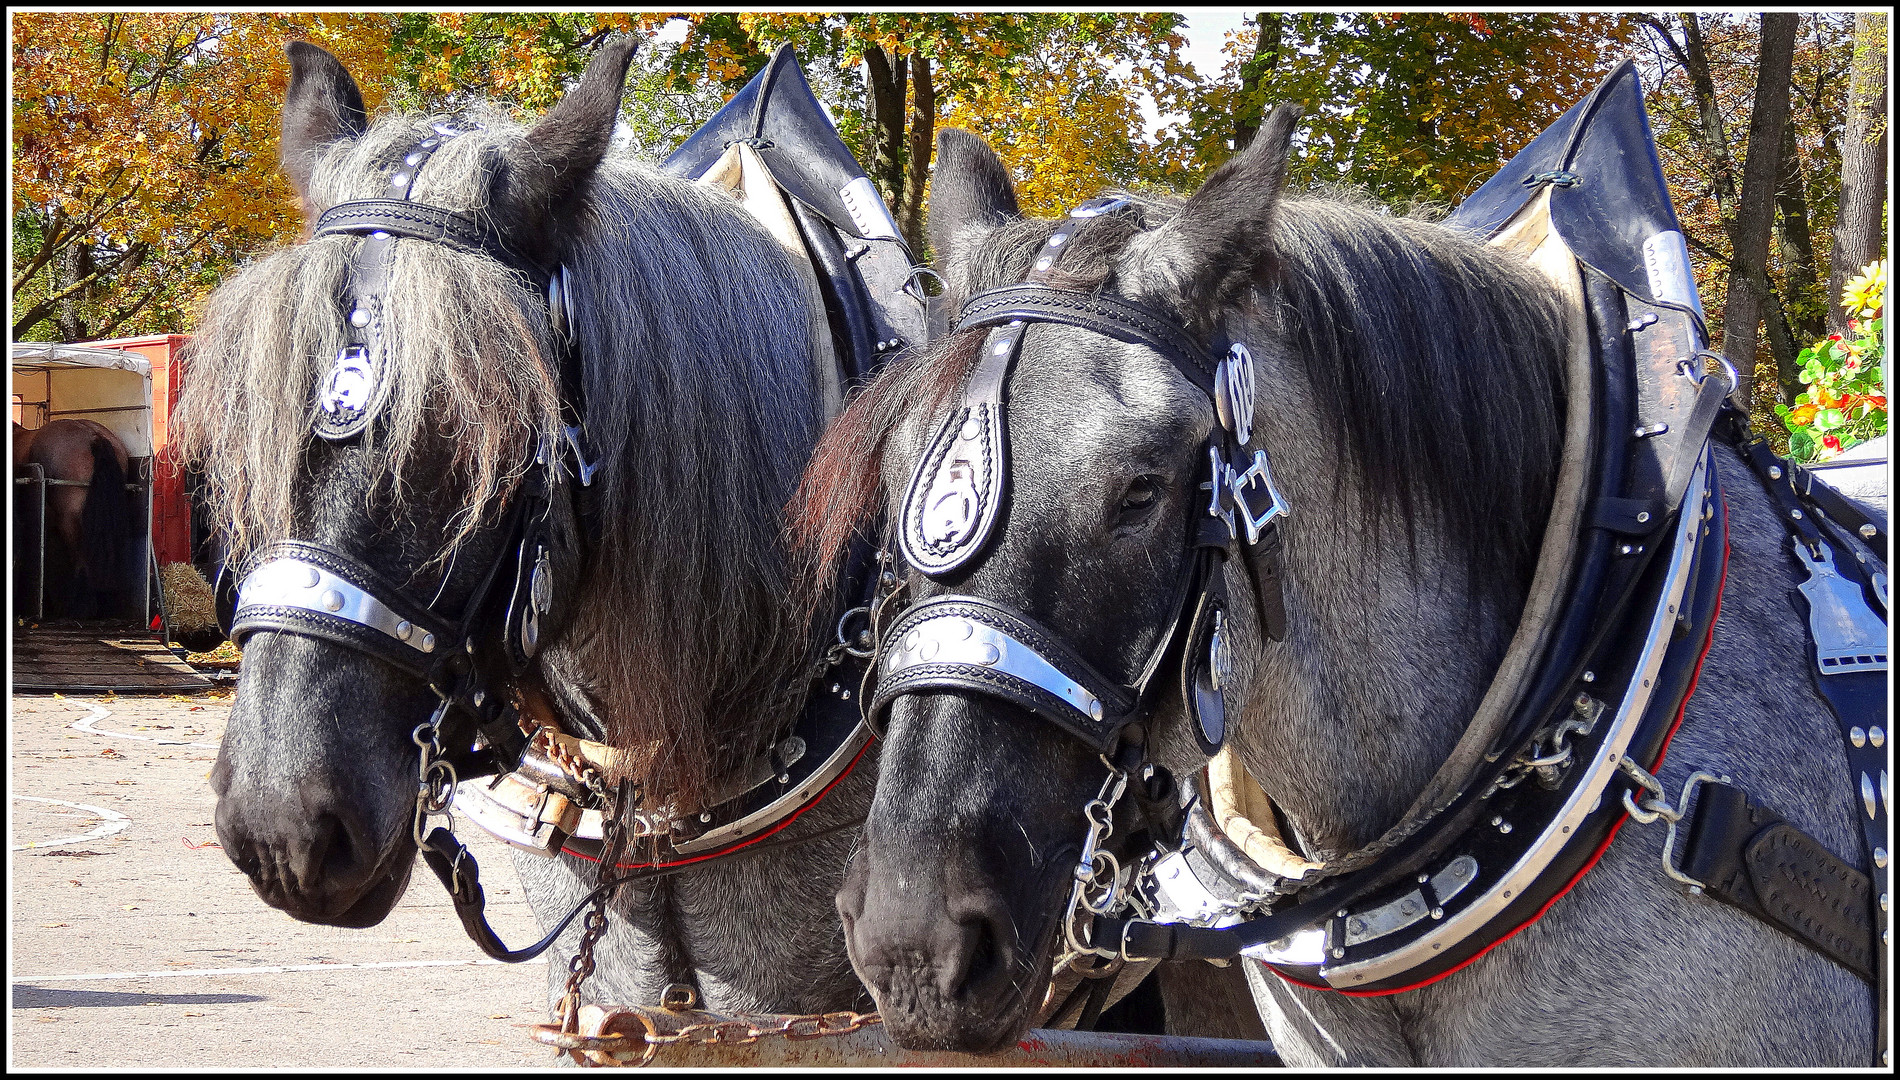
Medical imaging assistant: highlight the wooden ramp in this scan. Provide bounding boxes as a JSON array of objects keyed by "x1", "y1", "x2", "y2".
[{"x1": 12, "y1": 624, "x2": 214, "y2": 693}]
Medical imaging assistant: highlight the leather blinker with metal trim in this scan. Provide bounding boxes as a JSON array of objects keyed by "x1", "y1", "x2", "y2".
[{"x1": 880, "y1": 193, "x2": 1292, "y2": 761}]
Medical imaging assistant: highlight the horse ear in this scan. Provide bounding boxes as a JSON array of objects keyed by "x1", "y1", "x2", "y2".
[
  {"x1": 492, "y1": 35, "x2": 638, "y2": 257},
  {"x1": 927, "y1": 128, "x2": 1020, "y2": 268},
  {"x1": 1118, "y1": 104, "x2": 1303, "y2": 324},
  {"x1": 280, "y1": 42, "x2": 368, "y2": 202}
]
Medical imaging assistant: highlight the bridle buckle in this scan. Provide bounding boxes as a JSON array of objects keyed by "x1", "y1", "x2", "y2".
[{"x1": 1229, "y1": 449, "x2": 1289, "y2": 546}]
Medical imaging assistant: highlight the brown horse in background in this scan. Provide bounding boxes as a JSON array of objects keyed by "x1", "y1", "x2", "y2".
[{"x1": 13, "y1": 418, "x2": 136, "y2": 618}]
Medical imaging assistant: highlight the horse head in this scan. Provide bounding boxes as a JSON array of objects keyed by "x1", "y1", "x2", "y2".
[
  {"x1": 813, "y1": 113, "x2": 1572, "y2": 1049},
  {"x1": 175, "y1": 38, "x2": 637, "y2": 927}
]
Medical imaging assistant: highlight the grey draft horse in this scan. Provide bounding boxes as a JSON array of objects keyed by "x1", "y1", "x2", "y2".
[
  {"x1": 796, "y1": 115, "x2": 1876, "y2": 1063},
  {"x1": 175, "y1": 39, "x2": 875, "y2": 1019}
]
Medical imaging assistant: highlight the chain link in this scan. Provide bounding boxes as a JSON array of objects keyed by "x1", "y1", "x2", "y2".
[
  {"x1": 644, "y1": 1010, "x2": 882, "y2": 1047},
  {"x1": 557, "y1": 777, "x2": 632, "y2": 1040}
]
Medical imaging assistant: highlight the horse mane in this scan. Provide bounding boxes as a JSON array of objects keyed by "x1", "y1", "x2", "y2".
[
  {"x1": 794, "y1": 188, "x2": 1569, "y2": 601},
  {"x1": 178, "y1": 102, "x2": 828, "y2": 806}
]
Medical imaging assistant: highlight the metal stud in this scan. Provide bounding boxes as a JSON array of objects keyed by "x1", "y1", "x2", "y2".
[
  {"x1": 1089, "y1": 700, "x2": 1104, "y2": 723},
  {"x1": 1881, "y1": 892, "x2": 1889, "y2": 913},
  {"x1": 1499, "y1": 821, "x2": 1512, "y2": 834},
  {"x1": 1418, "y1": 872, "x2": 1430, "y2": 883},
  {"x1": 1635, "y1": 511, "x2": 1651, "y2": 524},
  {"x1": 1431, "y1": 907, "x2": 1444, "y2": 920},
  {"x1": 472, "y1": 690, "x2": 485, "y2": 708},
  {"x1": 1790, "y1": 508, "x2": 1803, "y2": 520},
  {"x1": 919, "y1": 638, "x2": 939, "y2": 661},
  {"x1": 830, "y1": 683, "x2": 840, "y2": 694},
  {"x1": 420, "y1": 633, "x2": 436, "y2": 653},
  {"x1": 302, "y1": 567, "x2": 322, "y2": 588},
  {"x1": 405, "y1": 152, "x2": 423, "y2": 167},
  {"x1": 904, "y1": 631, "x2": 919, "y2": 651},
  {"x1": 1034, "y1": 256, "x2": 1054, "y2": 272},
  {"x1": 1862, "y1": 773, "x2": 1878, "y2": 819},
  {"x1": 1633, "y1": 423, "x2": 1669, "y2": 438},
  {"x1": 700, "y1": 812, "x2": 713, "y2": 823},
  {"x1": 1491, "y1": 815, "x2": 1503, "y2": 826},
  {"x1": 320, "y1": 589, "x2": 344, "y2": 612},
  {"x1": 1852, "y1": 726, "x2": 1867, "y2": 747},
  {"x1": 1582, "y1": 670, "x2": 1595, "y2": 683},
  {"x1": 1048, "y1": 233, "x2": 1068, "y2": 247},
  {"x1": 1870, "y1": 726, "x2": 1885, "y2": 748},
  {"x1": 1875, "y1": 847, "x2": 1888, "y2": 869},
  {"x1": 349, "y1": 308, "x2": 370, "y2": 328},
  {"x1": 976, "y1": 643, "x2": 1000, "y2": 666},
  {"x1": 396, "y1": 622, "x2": 413, "y2": 641},
  {"x1": 841, "y1": 690, "x2": 851, "y2": 701},
  {"x1": 992, "y1": 340, "x2": 1011, "y2": 356},
  {"x1": 1861, "y1": 523, "x2": 1877, "y2": 539},
  {"x1": 391, "y1": 173, "x2": 409, "y2": 188},
  {"x1": 371, "y1": 231, "x2": 391, "y2": 242},
  {"x1": 1768, "y1": 465, "x2": 1783, "y2": 480}
]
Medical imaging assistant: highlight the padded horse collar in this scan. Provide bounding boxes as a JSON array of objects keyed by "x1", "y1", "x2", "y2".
[{"x1": 877, "y1": 195, "x2": 1289, "y2": 755}]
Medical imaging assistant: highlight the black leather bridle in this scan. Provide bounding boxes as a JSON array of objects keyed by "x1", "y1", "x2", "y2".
[
  {"x1": 219, "y1": 121, "x2": 583, "y2": 782},
  {"x1": 872, "y1": 194, "x2": 1290, "y2": 761}
]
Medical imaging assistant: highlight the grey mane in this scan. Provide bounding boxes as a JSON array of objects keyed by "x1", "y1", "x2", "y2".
[{"x1": 177, "y1": 102, "x2": 827, "y2": 804}]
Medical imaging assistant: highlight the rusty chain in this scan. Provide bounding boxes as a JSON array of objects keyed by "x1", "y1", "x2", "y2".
[
  {"x1": 644, "y1": 1010, "x2": 883, "y2": 1047},
  {"x1": 555, "y1": 776, "x2": 632, "y2": 1042}
]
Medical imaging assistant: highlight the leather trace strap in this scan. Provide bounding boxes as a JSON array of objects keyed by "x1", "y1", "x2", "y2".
[{"x1": 1680, "y1": 782, "x2": 1875, "y2": 983}]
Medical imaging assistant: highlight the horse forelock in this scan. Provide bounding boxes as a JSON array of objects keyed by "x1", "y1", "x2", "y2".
[
  {"x1": 181, "y1": 101, "x2": 831, "y2": 807},
  {"x1": 176, "y1": 105, "x2": 562, "y2": 572}
]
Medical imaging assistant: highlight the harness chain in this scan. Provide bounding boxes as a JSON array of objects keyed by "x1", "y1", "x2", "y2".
[{"x1": 557, "y1": 777, "x2": 633, "y2": 1042}]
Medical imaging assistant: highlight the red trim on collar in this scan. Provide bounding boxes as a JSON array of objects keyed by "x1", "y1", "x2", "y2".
[{"x1": 563, "y1": 737, "x2": 872, "y2": 872}]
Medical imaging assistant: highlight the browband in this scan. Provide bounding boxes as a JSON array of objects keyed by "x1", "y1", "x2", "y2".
[
  {"x1": 312, "y1": 199, "x2": 494, "y2": 254},
  {"x1": 955, "y1": 285, "x2": 1219, "y2": 395}
]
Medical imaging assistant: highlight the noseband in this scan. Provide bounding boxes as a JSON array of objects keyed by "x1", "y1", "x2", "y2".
[{"x1": 873, "y1": 195, "x2": 1290, "y2": 756}]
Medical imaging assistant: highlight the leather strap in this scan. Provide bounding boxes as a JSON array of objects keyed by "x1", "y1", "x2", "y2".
[
  {"x1": 955, "y1": 285, "x2": 1220, "y2": 395},
  {"x1": 1680, "y1": 782, "x2": 1875, "y2": 983},
  {"x1": 313, "y1": 199, "x2": 493, "y2": 253}
]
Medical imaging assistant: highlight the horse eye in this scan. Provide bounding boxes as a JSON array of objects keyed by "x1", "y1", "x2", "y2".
[{"x1": 1118, "y1": 475, "x2": 1164, "y2": 515}]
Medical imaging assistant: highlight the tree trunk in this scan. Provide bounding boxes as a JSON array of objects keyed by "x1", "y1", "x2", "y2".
[
  {"x1": 861, "y1": 45, "x2": 908, "y2": 215},
  {"x1": 1828, "y1": 11, "x2": 1887, "y2": 337},
  {"x1": 1773, "y1": 119, "x2": 1824, "y2": 404},
  {"x1": 1677, "y1": 14, "x2": 1741, "y2": 225},
  {"x1": 1719, "y1": 13, "x2": 1796, "y2": 412},
  {"x1": 898, "y1": 55, "x2": 934, "y2": 256},
  {"x1": 1232, "y1": 13, "x2": 1283, "y2": 153}
]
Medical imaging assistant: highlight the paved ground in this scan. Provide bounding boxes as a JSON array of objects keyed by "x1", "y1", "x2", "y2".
[{"x1": 8, "y1": 691, "x2": 560, "y2": 1069}]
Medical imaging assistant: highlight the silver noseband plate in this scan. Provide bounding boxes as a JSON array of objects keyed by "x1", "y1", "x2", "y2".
[
  {"x1": 235, "y1": 557, "x2": 438, "y2": 656},
  {"x1": 883, "y1": 610, "x2": 1107, "y2": 724}
]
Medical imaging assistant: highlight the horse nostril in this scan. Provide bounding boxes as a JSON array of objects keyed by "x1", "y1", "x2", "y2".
[{"x1": 945, "y1": 892, "x2": 1016, "y2": 997}]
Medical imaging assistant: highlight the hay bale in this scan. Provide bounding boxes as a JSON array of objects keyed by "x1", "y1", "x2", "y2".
[{"x1": 160, "y1": 561, "x2": 218, "y2": 634}]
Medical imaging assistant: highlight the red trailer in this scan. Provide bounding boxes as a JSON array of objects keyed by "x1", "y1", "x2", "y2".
[{"x1": 11, "y1": 333, "x2": 212, "y2": 691}]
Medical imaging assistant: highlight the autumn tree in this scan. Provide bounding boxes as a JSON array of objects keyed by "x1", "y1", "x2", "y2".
[
  {"x1": 1174, "y1": 13, "x2": 1635, "y2": 206},
  {"x1": 1638, "y1": 13, "x2": 1863, "y2": 416},
  {"x1": 11, "y1": 12, "x2": 396, "y2": 341},
  {"x1": 641, "y1": 13, "x2": 1195, "y2": 252}
]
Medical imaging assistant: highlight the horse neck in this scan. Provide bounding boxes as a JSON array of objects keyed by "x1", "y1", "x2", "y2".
[
  {"x1": 535, "y1": 164, "x2": 830, "y2": 796},
  {"x1": 1230, "y1": 347, "x2": 1537, "y2": 861}
]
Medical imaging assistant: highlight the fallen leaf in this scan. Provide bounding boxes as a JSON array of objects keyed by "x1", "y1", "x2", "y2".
[
  {"x1": 488, "y1": 1014, "x2": 511, "y2": 1019},
  {"x1": 123, "y1": 904, "x2": 139, "y2": 910},
  {"x1": 41, "y1": 922, "x2": 71, "y2": 928},
  {"x1": 183, "y1": 1012, "x2": 205, "y2": 1017},
  {"x1": 182, "y1": 837, "x2": 221, "y2": 850},
  {"x1": 99, "y1": 748, "x2": 124, "y2": 758}
]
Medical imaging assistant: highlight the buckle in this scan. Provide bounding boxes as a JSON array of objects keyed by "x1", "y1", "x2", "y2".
[{"x1": 1229, "y1": 449, "x2": 1289, "y2": 546}]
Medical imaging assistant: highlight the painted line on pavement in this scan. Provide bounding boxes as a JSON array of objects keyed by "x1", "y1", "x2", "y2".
[
  {"x1": 70, "y1": 702, "x2": 220, "y2": 748},
  {"x1": 16, "y1": 957, "x2": 548, "y2": 982},
  {"x1": 11, "y1": 795, "x2": 131, "y2": 850}
]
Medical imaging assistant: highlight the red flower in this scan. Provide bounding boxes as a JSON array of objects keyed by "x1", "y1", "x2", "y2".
[
  {"x1": 1828, "y1": 334, "x2": 1843, "y2": 342},
  {"x1": 1846, "y1": 358, "x2": 1860, "y2": 371},
  {"x1": 1822, "y1": 434, "x2": 1841, "y2": 451}
]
